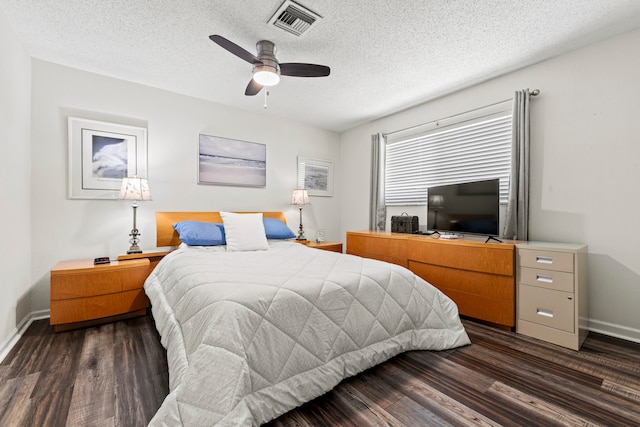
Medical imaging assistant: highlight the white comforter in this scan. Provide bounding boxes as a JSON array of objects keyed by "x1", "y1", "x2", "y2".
[{"x1": 145, "y1": 241, "x2": 470, "y2": 426}]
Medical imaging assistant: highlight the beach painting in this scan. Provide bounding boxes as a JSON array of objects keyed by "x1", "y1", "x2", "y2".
[
  {"x1": 297, "y1": 156, "x2": 333, "y2": 197},
  {"x1": 199, "y1": 134, "x2": 266, "y2": 187}
]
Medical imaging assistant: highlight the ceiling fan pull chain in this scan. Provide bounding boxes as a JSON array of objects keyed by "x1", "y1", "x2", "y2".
[{"x1": 264, "y1": 90, "x2": 269, "y2": 109}]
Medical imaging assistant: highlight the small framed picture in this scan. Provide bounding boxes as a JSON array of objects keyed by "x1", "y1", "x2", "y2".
[
  {"x1": 68, "y1": 117, "x2": 147, "y2": 199},
  {"x1": 297, "y1": 156, "x2": 333, "y2": 197},
  {"x1": 198, "y1": 134, "x2": 266, "y2": 187}
]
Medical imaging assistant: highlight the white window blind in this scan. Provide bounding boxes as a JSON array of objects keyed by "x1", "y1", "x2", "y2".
[{"x1": 385, "y1": 104, "x2": 512, "y2": 206}]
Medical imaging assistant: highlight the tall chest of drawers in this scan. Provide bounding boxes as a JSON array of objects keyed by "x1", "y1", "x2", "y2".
[{"x1": 516, "y1": 242, "x2": 588, "y2": 350}]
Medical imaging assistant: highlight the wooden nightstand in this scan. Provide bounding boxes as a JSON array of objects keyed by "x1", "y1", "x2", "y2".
[
  {"x1": 50, "y1": 258, "x2": 151, "y2": 332},
  {"x1": 117, "y1": 250, "x2": 171, "y2": 271},
  {"x1": 297, "y1": 240, "x2": 343, "y2": 253}
]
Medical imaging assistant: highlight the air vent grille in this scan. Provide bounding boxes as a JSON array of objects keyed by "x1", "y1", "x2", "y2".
[{"x1": 269, "y1": 0, "x2": 321, "y2": 37}]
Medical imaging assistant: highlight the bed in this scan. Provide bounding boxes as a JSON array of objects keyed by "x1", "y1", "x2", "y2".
[{"x1": 145, "y1": 211, "x2": 471, "y2": 426}]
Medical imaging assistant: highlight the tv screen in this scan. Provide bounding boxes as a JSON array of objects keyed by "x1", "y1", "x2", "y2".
[{"x1": 427, "y1": 179, "x2": 500, "y2": 236}]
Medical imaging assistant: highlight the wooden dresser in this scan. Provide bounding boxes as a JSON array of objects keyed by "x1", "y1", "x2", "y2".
[{"x1": 347, "y1": 231, "x2": 518, "y2": 328}]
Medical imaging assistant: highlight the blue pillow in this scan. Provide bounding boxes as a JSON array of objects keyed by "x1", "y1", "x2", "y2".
[
  {"x1": 263, "y1": 218, "x2": 296, "y2": 239},
  {"x1": 173, "y1": 221, "x2": 226, "y2": 246}
]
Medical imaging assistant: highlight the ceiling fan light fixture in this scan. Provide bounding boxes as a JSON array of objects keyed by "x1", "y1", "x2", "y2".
[{"x1": 253, "y1": 67, "x2": 280, "y2": 86}]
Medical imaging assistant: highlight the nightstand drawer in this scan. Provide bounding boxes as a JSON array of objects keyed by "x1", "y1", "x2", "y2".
[
  {"x1": 51, "y1": 260, "x2": 150, "y2": 299},
  {"x1": 518, "y1": 249, "x2": 574, "y2": 273},
  {"x1": 519, "y1": 267, "x2": 574, "y2": 292},
  {"x1": 50, "y1": 289, "x2": 149, "y2": 324},
  {"x1": 519, "y1": 284, "x2": 574, "y2": 333}
]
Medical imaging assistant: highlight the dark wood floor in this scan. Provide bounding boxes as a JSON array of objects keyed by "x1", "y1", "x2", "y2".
[{"x1": 1, "y1": 316, "x2": 639, "y2": 426}]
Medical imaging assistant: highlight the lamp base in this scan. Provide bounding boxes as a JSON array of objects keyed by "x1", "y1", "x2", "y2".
[
  {"x1": 127, "y1": 245, "x2": 142, "y2": 254},
  {"x1": 297, "y1": 205, "x2": 306, "y2": 240},
  {"x1": 127, "y1": 204, "x2": 143, "y2": 255}
]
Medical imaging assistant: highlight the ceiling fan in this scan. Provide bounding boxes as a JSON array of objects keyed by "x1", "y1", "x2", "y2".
[{"x1": 209, "y1": 35, "x2": 331, "y2": 96}]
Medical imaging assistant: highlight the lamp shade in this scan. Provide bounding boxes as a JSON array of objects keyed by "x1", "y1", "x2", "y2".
[
  {"x1": 429, "y1": 194, "x2": 445, "y2": 209},
  {"x1": 119, "y1": 177, "x2": 152, "y2": 201},
  {"x1": 291, "y1": 189, "x2": 309, "y2": 206}
]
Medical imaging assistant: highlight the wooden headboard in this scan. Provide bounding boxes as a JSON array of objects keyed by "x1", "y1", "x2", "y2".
[{"x1": 155, "y1": 211, "x2": 288, "y2": 247}]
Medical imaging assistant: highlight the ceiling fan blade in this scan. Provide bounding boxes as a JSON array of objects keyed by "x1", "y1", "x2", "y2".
[
  {"x1": 209, "y1": 35, "x2": 261, "y2": 65},
  {"x1": 280, "y1": 63, "x2": 331, "y2": 77},
  {"x1": 245, "y1": 79, "x2": 263, "y2": 96}
]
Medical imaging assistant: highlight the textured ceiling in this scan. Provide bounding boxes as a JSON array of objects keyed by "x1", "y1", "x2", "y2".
[{"x1": 3, "y1": 0, "x2": 640, "y2": 132}]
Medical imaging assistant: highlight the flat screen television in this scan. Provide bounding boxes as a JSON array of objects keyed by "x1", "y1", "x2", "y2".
[{"x1": 426, "y1": 178, "x2": 500, "y2": 236}]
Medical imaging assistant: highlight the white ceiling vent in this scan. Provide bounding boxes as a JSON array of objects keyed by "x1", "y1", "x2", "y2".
[{"x1": 268, "y1": 0, "x2": 322, "y2": 37}]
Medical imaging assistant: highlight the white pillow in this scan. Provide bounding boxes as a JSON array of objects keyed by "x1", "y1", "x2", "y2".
[{"x1": 220, "y1": 212, "x2": 269, "y2": 252}]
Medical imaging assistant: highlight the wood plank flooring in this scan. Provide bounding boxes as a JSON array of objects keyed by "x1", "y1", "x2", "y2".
[{"x1": 1, "y1": 315, "x2": 639, "y2": 426}]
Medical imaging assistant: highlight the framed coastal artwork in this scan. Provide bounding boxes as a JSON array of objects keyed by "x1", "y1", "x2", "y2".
[
  {"x1": 68, "y1": 117, "x2": 148, "y2": 199},
  {"x1": 297, "y1": 156, "x2": 333, "y2": 197},
  {"x1": 198, "y1": 134, "x2": 266, "y2": 187}
]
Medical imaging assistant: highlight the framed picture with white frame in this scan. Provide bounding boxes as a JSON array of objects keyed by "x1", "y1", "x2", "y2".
[
  {"x1": 68, "y1": 117, "x2": 148, "y2": 199},
  {"x1": 297, "y1": 156, "x2": 333, "y2": 197}
]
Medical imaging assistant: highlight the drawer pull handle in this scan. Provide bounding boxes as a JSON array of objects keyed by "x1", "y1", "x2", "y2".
[
  {"x1": 536, "y1": 308, "x2": 554, "y2": 318},
  {"x1": 536, "y1": 256, "x2": 553, "y2": 264},
  {"x1": 536, "y1": 274, "x2": 553, "y2": 283}
]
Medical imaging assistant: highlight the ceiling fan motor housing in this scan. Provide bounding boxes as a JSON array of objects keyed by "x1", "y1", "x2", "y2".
[{"x1": 254, "y1": 40, "x2": 280, "y2": 77}]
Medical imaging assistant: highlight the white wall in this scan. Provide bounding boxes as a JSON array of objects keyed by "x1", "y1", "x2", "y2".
[
  {"x1": 0, "y1": 8, "x2": 32, "y2": 356},
  {"x1": 29, "y1": 60, "x2": 341, "y2": 314},
  {"x1": 341, "y1": 28, "x2": 640, "y2": 342}
]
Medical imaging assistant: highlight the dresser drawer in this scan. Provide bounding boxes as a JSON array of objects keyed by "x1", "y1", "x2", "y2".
[
  {"x1": 518, "y1": 249, "x2": 574, "y2": 273},
  {"x1": 408, "y1": 239, "x2": 514, "y2": 276},
  {"x1": 519, "y1": 284, "x2": 574, "y2": 333},
  {"x1": 347, "y1": 234, "x2": 407, "y2": 257},
  {"x1": 347, "y1": 232, "x2": 408, "y2": 267},
  {"x1": 519, "y1": 267, "x2": 574, "y2": 292}
]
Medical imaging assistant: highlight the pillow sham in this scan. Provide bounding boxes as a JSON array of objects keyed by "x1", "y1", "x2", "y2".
[
  {"x1": 263, "y1": 217, "x2": 296, "y2": 239},
  {"x1": 220, "y1": 212, "x2": 269, "y2": 251},
  {"x1": 173, "y1": 221, "x2": 226, "y2": 246}
]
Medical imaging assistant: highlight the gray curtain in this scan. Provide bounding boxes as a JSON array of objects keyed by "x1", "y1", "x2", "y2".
[
  {"x1": 503, "y1": 89, "x2": 531, "y2": 240},
  {"x1": 369, "y1": 133, "x2": 387, "y2": 230}
]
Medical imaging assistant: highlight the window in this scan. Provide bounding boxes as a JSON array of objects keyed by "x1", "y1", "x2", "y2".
[{"x1": 385, "y1": 101, "x2": 512, "y2": 206}]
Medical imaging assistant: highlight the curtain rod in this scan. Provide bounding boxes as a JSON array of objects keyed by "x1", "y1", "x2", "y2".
[{"x1": 383, "y1": 89, "x2": 540, "y2": 138}]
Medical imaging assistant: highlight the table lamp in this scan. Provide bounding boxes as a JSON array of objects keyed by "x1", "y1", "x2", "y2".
[
  {"x1": 119, "y1": 177, "x2": 152, "y2": 254},
  {"x1": 290, "y1": 189, "x2": 309, "y2": 240}
]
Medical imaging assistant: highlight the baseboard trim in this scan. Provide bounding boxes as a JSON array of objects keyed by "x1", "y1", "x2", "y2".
[
  {"x1": 589, "y1": 319, "x2": 640, "y2": 344},
  {"x1": 2, "y1": 311, "x2": 639, "y2": 361},
  {"x1": 0, "y1": 309, "x2": 50, "y2": 363}
]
